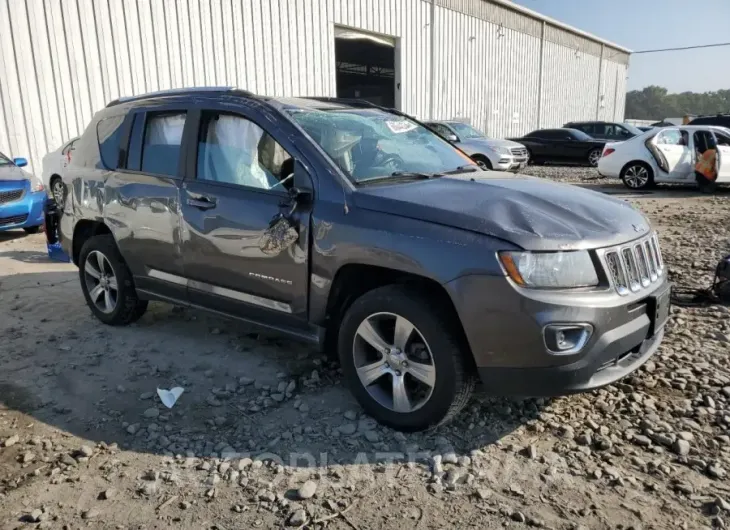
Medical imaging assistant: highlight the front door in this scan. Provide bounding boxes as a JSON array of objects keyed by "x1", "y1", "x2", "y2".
[
  {"x1": 179, "y1": 106, "x2": 313, "y2": 336},
  {"x1": 713, "y1": 129, "x2": 730, "y2": 183},
  {"x1": 652, "y1": 128, "x2": 692, "y2": 179}
]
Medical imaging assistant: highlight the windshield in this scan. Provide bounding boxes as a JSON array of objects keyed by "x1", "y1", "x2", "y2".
[
  {"x1": 0, "y1": 153, "x2": 12, "y2": 166},
  {"x1": 622, "y1": 123, "x2": 644, "y2": 136},
  {"x1": 448, "y1": 122, "x2": 485, "y2": 139},
  {"x1": 286, "y1": 108, "x2": 475, "y2": 183}
]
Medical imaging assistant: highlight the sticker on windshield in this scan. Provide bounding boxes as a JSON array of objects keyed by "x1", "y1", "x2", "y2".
[{"x1": 385, "y1": 120, "x2": 417, "y2": 134}]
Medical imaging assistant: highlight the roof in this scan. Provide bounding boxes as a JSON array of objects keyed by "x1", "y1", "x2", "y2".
[{"x1": 489, "y1": 0, "x2": 632, "y2": 54}]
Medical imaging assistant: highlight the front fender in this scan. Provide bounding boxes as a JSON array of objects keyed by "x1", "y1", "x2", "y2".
[{"x1": 308, "y1": 200, "x2": 516, "y2": 324}]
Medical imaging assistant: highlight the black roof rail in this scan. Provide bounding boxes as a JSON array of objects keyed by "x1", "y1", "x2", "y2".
[
  {"x1": 305, "y1": 97, "x2": 415, "y2": 119},
  {"x1": 106, "y1": 86, "x2": 256, "y2": 107}
]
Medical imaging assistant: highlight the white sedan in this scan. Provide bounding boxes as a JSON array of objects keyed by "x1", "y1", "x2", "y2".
[
  {"x1": 42, "y1": 136, "x2": 79, "y2": 206},
  {"x1": 598, "y1": 125, "x2": 730, "y2": 190}
]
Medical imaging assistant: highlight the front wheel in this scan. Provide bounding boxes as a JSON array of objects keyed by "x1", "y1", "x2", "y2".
[
  {"x1": 50, "y1": 176, "x2": 65, "y2": 208},
  {"x1": 472, "y1": 155, "x2": 492, "y2": 170},
  {"x1": 620, "y1": 162, "x2": 654, "y2": 190},
  {"x1": 79, "y1": 234, "x2": 148, "y2": 325},
  {"x1": 337, "y1": 285, "x2": 475, "y2": 431},
  {"x1": 587, "y1": 148, "x2": 602, "y2": 167}
]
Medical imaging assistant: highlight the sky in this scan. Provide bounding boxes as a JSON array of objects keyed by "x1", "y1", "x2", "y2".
[{"x1": 511, "y1": 0, "x2": 730, "y2": 94}]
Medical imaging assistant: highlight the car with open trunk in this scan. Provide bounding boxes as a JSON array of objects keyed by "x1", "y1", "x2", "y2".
[{"x1": 59, "y1": 87, "x2": 670, "y2": 431}]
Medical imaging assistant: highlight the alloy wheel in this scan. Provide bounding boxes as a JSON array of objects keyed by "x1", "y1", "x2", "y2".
[
  {"x1": 84, "y1": 250, "x2": 118, "y2": 314},
  {"x1": 588, "y1": 149, "x2": 601, "y2": 166},
  {"x1": 52, "y1": 179, "x2": 65, "y2": 206},
  {"x1": 624, "y1": 165, "x2": 649, "y2": 188},
  {"x1": 352, "y1": 312, "x2": 436, "y2": 413}
]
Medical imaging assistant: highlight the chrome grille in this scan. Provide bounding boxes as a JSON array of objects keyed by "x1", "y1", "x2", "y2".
[
  {"x1": 603, "y1": 233, "x2": 664, "y2": 296},
  {"x1": 0, "y1": 189, "x2": 24, "y2": 204},
  {"x1": 510, "y1": 147, "x2": 528, "y2": 158}
]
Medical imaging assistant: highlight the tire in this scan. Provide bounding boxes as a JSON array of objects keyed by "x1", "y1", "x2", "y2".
[
  {"x1": 472, "y1": 154, "x2": 492, "y2": 170},
  {"x1": 23, "y1": 226, "x2": 41, "y2": 234},
  {"x1": 78, "y1": 234, "x2": 148, "y2": 325},
  {"x1": 620, "y1": 162, "x2": 654, "y2": 190},
  {"x1": 587, "y1": 148, "x2": 602, "y2": 167},
  {"x1": 337, "y1": 285, "x2": 475, "y2": 431},
  {"x1": 50, "y1": 175, "x2": 65, "y2": 209}
]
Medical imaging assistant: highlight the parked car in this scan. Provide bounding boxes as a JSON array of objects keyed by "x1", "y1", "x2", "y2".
[
  {"x1": 563, "y1": 121, "x2": 643, "y2": 141},
  {"x1": 0, "y1": 152, "x2": 46, "y2": 234},
  {"x1": 688, "y1": 113, "x2": 730, "y2": 129},
  {"x1": 60, "y1": 87, "x2": 669, "y2": 431},
  {"x1": 424, "y1": 120, "x2": 529, "y2": 171},
  {"x1": 598, "y1": 125, "x2": 730, "y2": 190},
  {"x1": 508, "y1": 128, "x2": 606, "y2": 166},
  {"x1": 42, "y1": 136, "x2": 79, "y2": 207}
]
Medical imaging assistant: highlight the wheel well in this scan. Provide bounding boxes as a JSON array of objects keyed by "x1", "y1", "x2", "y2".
[
  {"x1": 620, "y1": 160, "x2": 653, "y2": 179},
  {"x1": 72, "y1": 220, "x2": 112, "y2": 265},
  {"x1": 322, "y1": 264, "x2": 474, "y2": 366}
]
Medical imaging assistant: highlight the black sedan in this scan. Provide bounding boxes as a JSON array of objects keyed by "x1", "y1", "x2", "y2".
[{"x1": 507, "y1": 128, "x2": 606, "y2": 167}]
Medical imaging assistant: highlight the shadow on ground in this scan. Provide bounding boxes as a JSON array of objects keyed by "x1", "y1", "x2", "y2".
[{"x1": 0, "y1": 270, "x2": 543, "y2": 469}]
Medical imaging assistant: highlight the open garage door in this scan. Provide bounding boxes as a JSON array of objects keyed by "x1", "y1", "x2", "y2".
[{"x1": 334, "y1": 27, "x2": 397, "y2": 108}]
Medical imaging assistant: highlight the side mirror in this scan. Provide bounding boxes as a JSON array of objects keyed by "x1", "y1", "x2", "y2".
[
  {"x1": 447, "y1": 134, "x2": 459, "y2": 142},
  {"x1": 291, "y1": 159, "x2": 313, "y2": 204},
  {"x1": 289, "y1": 186, "x2": 312, "y2": 204},
  {"x1": 13, "y1": 157, "x2": 28, "y2": 167}
]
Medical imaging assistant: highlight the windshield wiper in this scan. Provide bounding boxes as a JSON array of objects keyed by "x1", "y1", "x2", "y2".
[
  {"x1": 356, "y1": 171, "x2": 442, "y2": 185},
  {"x1": 442, "y1": 165, "x2": 479, "y2": 175}
]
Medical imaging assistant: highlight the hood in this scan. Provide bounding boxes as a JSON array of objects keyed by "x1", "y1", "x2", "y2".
[
  {"x1": 0, "y1": 165, "x2": 32, "y2": 182},
  {"x1": 353, "y1": 172, "x2": 651, "y2": 251},
  {"x1": 461, "y1": 138, "x2": 524, "y2": 150}
]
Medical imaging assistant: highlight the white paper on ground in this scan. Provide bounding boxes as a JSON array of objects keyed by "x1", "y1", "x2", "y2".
[{"x1": 157, "y1": 387, "x2": 184, "y2": 409}]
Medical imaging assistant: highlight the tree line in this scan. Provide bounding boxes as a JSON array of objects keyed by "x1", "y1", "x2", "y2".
[{"x1": 625, "y1": 86, "x2": 730, "y2": 121}]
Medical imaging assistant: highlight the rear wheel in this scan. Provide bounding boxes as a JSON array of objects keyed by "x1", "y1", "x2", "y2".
[
  {"x1": 620, "y1": 162, "x2": 654, "y2": 190},
  {"x1": 337, "y1": 285, "x2": 475, "y2": 431},
  {"x1": 587, "y1": 148, "x2": 602, "y2": 167},
  {"x1": 50, "y1": 176, "x2": 65, "y2": 208},
  {"x1": 79, "y1": 234, "x2": 148, "y2": 325},
  {"x1": 472, "y1": 154, "x2": 492, "y2": 170}
]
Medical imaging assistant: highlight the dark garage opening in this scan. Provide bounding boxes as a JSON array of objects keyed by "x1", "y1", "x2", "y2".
[{"x1": 334, "y1": 30, "x2": 396, "y2": 108}]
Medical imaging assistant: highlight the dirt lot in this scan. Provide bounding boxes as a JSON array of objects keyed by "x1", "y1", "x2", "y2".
[{"x1": 1, "y1": 168, "x2": 730, "y2": 530}]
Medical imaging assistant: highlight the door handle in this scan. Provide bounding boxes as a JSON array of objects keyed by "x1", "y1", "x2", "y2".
[{"x1": 186, "y1": 194, "x2": 217, "y2": 210}]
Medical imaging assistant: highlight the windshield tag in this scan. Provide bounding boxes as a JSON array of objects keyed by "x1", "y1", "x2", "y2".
[{"x1": 385, "y1": 120, "x2": 417, "y2": 134}]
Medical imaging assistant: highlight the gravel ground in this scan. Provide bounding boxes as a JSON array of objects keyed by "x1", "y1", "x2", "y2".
[{"x1": 1, "y1": 168, "x2": 730, "y2": 530}]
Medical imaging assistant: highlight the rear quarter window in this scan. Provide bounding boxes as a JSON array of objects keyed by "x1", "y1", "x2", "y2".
[{"x1": 97, "y1": 115, "x2": 125, "y2": 169}]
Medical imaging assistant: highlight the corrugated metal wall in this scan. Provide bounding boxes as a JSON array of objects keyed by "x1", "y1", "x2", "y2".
[{"x1": 0, "y1": 0, "x2": 628, "y2": 176}]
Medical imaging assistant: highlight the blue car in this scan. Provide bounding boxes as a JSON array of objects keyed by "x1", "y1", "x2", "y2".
[{"x1": 0, "y1": 152, "x2": 46, "y2": 234}]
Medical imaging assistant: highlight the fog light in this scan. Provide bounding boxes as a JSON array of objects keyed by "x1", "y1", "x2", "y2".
[{"x1": 544, "y1": 324, "x2": 593, "y2": 355}]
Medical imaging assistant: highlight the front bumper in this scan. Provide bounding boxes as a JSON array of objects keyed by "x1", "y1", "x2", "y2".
[
  {"x1": 0, "y1": 187, "x2": 46, "y2": 232},
  {"x1": 446, "y1": 273, "x2": 669, "y2": 396},
  {"x1": 494, "y1": 155, "x2": 529, "y2": 172}
]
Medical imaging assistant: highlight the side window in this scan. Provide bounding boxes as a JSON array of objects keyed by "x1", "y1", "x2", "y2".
[
  {"x1": 429, "y1": 124, "x2": 452, "y2": 138},
  {"x1": 714, "y1": 132, "x2": 730, "y2": 146},
  {"x1": 97, "y1": 115, "x2": 125, "y2": 169},
  {"x1": 141, "y1": 112, "x2": 186, "y2": 176},
  {"x1": 579, "y1": 124, "x2": 595, "y2": 135},
  {"x1": 196, "y1": 112, "x2": 293, "y2": 190},
  {"x1": 656, "y1": 130, "x2": 682, "y2": 145}
]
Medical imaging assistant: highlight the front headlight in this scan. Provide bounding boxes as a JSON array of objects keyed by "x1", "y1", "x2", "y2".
[
  {"x1": 29, "y1": 177, "x2": 44, "y2": 193},
  {"x1": 492, "y1": 146, "x2": 512, "y2": 156},
  {"x1": 498, "y1": 250, "x2": 599, "y2": 288}
]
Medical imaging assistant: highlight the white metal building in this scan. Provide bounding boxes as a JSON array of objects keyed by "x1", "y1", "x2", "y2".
[{"x1": 0, "y1": 0, "x2": 630, "y2": 175}]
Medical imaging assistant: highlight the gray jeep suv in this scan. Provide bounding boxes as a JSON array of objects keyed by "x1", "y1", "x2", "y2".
[{"x1": 59, "y1": 87, "x2": 670, "y2": 431}]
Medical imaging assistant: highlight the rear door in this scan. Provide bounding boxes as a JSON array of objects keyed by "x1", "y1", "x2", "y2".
[
  {"x1": 650, "y1": 128, "x2": 692, "y2": 178},
  {"x1": 713, "y1": 129, "x2": 730, "y2": 182},
  {"x1": 104, "y1": 104, "x2": 189, "y2": 301},
  {"x1": 179, "y1": 102, "x2": 314, "y2": 337}
]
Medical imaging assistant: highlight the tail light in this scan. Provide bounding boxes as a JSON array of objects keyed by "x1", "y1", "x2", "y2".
[{"x1": 602, "y1": 148, "x2": 615, "y2": 157}]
